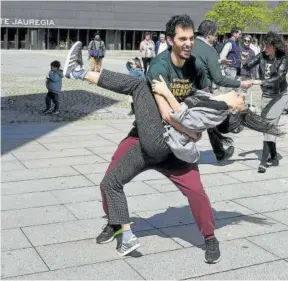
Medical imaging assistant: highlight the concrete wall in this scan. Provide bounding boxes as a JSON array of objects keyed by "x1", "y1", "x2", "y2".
[{"x1": 1, "y1": 1, "x2": 213, "y2": 30}]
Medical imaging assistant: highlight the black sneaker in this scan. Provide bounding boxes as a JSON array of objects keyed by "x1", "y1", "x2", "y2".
[
  {"x1": 258, "y1": 164, "x2": 267, "y2": 173},
  {"x1": 216, "y1": 146, "x2": 235, "y2": 162},
  {"x1": 117, "y1": 234, "x2": 140, "y2": 257},
  {"x1": 63, "y1": 41, "x2": 87, "y2": 80},
  {"x1": 205, "y1": 237, "x2": 221, "y2": 264},
  {"x1": 96, "y1": 224, "x2": 122, "y2": 244},
  {"x1": 42, "y1": 108, "x2": 53, "y2": 114},
  {"x1": 267, "y1": 158, "x2": 279, "y2": 167},
  {"x1": 51, "y1": 109, "x2": 59, "y2": 115}
]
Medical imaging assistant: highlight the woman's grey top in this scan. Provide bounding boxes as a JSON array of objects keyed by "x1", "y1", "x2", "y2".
[{"x1": 163, "y1": 103, "x2": 229, "y2": 163}]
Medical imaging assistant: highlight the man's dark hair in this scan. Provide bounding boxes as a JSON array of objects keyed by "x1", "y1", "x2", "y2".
[
  {"x1": 231, "y1": 27, "x2": 241, "y2": 36},
  {"x1": 197, "y1": 20, "x2": 217, "y2": 38},
  {"x1": 50, "y1": 60, "x2": 61, "y2": 68},
  {"x1": 145, "y1": 31, "x2": 151, "y2": 36},
  {"x1": 166, "y1": 15, "x2": 194, "y2": 39},
  {"x1": 263, "y1": 31, "x2": 286, "y2": 53}
]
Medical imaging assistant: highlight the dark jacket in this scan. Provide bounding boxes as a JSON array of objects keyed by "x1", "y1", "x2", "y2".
[
  {"x1": 241, "y1": 45, "x2": 256, "y2": 78},
  {"x1": 193, "y1": 37, "x2": 241, "y2": 89},
  {"x1": 227, "y1": 39, "x2": 242, "y2": 69},
  {"x1": 246, "y1": 51, "x2": 288, "y2": 96}
]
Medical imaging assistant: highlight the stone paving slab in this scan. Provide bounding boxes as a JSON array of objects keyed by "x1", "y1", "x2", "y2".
[
  {"x1": 1, "y1": 205, "x2": 77, "y2": 229},
  {"x1": 1, "y1": 248, "x2": 49, "y2": 279},
  {"x1": 1, "y1": 192, "x2": 60, "y2": 211},
  {"x1": 10, "y1": 260, "x2": 144, "y2": 280},
  {"x1": 160, "y1": 215, "x2": 288, "y2": 247},
  {"x1": 195, "y1": 260, "x2": 288, "y2": 280},
  {"x1": 1, "y1": 160, "x2": 26, "y2": 171},
  {"x1": 1, "y1": 166, "x2": 79, "y2": 182},
  {"x1": 126, "y1": 239, "x2": 279, "y2": 280},
  {"x1": 234, "y1": 192, "x2": 288, "y2": 213},
  {"x1": 247, "y1": 231, "x2": 288, "y2": 259},
  {"x1": 12, "y1": 148, "x2": 94, "y2": 160},
  {"x1": 22, "y1": 155, "x2": 106, "y2": 169},
  {"x1": 1, "y1": 229, "x2": 32, "y2": 251},
  {"x1": 263, "y1": 209, "x2": 288, "y2": 226},
  {"x1": 1, "y1": 175, "x2": 93, "y2": 195},
  {"x1": 205, "y1": 179, "x2": 288, "y2": 203}
]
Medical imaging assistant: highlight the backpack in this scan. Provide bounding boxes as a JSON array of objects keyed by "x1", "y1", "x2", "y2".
[{"x1": 89, "y1": 40, "x2": 104, "y2": 58}]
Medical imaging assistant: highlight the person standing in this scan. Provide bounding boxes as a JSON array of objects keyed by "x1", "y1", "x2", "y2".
[
  {"x1": 88, "y1": 32, "x2": 106, "y2": 72},
  {"x1": 140, "y1": 32, "x2": 155, "y2": 74},
  {"x1": 220, "y1": 27, "x2": 242, "y2": 80},
  {"x1": 244, "y1": 31, "x2": 288, "y2": 173},
  {"x1": 155, "y1": 33, "x2": 168, "y2": 55},
  {"x1": 241, "y1": 35, "x2": 256, "y2": 80}
]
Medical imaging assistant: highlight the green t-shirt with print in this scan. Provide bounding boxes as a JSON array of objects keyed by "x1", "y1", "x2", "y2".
[{"x1": 147, "y1": 49, "x2": 210, "y2": 102}]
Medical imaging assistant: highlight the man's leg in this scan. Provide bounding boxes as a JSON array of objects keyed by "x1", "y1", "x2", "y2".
[
  {"x1": 96, "y1": 58, "x2": 103, "y2": 72},
  {"x1": 155, "y1": 158, "x2": 220, "y2": 264},
  {"x1": 89, "y1": 57, "x2": 95, "y2": 72}
]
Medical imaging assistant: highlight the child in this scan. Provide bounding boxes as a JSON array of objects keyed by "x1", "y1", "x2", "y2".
[
  {"x1": 43, "y1": 60, "x2": 63, "y2": 115},
  {"x1": 126, "y1": 57, "x2": 145, "y2": 115}
]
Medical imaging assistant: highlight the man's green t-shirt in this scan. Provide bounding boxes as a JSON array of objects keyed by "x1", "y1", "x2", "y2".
[{"x1": 147, "y1": 49, "x2": 210, "y2": 102}]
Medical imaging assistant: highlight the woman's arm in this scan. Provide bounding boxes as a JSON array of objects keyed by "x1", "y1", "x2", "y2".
[
  {"x1": 152, "y1": 75, "x2": 181, "y2": 112},
  {"x1": 244, "y1": 52, "x2": 262, "y2": 70}
]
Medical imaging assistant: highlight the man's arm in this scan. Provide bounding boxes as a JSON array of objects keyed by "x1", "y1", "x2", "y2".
[
  {"x1": 147, "y1": 64, "x2": 199, "y2": 139},
  {"x1": 101, "y1": 41, "x2": 106, "y2": 57},
  {"x1": 220, "y1": 42, "x2": 232, "y2": 60},
  {"x1": 206, "y1": 51, "x2": 241, "y2": 88}
]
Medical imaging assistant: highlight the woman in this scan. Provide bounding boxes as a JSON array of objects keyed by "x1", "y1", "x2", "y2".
[
  {"x1": 244, "y1": 31, "x2": 288, "y2": 173},
  {"x1": 241, "y1": 35, "x2": 257, "y2": 80}
]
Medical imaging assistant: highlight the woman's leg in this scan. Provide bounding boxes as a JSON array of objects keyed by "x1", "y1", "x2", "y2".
[
  {"x1": 97, "y1": 69, "x2": 171, "y2": 164},
  {"x1": 259, "y1": 93, "x2": 288, "y2": 173}
]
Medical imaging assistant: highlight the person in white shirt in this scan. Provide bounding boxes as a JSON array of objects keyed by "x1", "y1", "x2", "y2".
[{"x1": 155, "y1": 33, "x2": 168, "y2": 55}]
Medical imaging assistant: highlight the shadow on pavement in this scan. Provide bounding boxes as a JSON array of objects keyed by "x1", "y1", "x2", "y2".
[
  {"x1": 118, "y1": 205, "x2": 272, "y2": 257},
  {"x1": 1, "y1": 90, "x2": 120, "y2": 154}
]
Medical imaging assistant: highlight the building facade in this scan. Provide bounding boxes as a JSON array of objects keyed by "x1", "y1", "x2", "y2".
[
  {"x1": 1, "y1": 1, "x2": 283, "y2": 51},
  {"x1": 1, "y1": 1, "x2": 214, "y2": 50}
]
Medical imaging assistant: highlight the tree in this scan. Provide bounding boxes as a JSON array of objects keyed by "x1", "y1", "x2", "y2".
[
  {"x1": 272, "y1": 1, "x2": 288, "y2": 32},
  {"x1": 205, "y1": 0, "x2": 272, "y2": 35}
]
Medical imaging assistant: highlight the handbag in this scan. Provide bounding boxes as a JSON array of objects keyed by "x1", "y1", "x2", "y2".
[{"x1": 89, "y1": 40, "x2": 103, "y2": 58}]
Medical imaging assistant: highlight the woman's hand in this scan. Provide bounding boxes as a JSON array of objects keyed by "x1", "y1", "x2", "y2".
[{"x1": 151, "y1": 75, "x2": 170, "y2": 97}]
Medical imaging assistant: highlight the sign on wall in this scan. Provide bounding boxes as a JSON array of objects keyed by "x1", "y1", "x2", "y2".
[{"x1": 1, "y1": 18, "x2": 55, "y2": 27}]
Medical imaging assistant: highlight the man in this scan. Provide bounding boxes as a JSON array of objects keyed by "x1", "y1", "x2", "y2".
[
  {"x1": 88, "y1": 32, "x2": 106, "y2": 72},
  {"x1": 220, "y1": 27, "x2": 242, "y2": 80},
  {"x1": 140, "y1": 32, "x2": 155, "y2": 74},
  {"x1": 155, "y1": 33, "x2": 168, "y2": 55},
  {"x1": 63, "y1": 15, "x2": 221, "y2": 264},
  {"x1": 192, "y1": 20, "x2": 252, "y2": 160}
]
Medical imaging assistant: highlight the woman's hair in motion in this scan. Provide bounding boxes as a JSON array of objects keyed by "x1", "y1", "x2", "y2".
[
  {"x1": 263, "y1": 31, "x2": 286, "y2": 54},
  {"x1": 242, "y1": 109, "x2": 285, "y2": 137}
]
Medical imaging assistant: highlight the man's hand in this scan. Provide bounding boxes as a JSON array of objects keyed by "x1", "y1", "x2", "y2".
[
  {"x1": 240, "y1": 80, "x2": 253, "y2": 89},
  {"x1": 151, "y1": 75, "x2": 170, "y2": 97},
  {"x1": 219, "y1": 58, "x2": 232, "y2": 65}
]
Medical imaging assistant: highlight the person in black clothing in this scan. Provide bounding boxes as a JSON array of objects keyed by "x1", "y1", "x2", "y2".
[{"x1": 243, "y1": 31, "x2": 288, "y2": 173}]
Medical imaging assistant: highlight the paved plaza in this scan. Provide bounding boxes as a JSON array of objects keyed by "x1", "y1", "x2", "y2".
[{"x1": 1, "y1": 50, "x2": 288, "y2": 280}]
